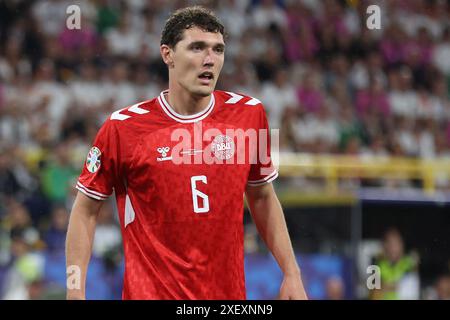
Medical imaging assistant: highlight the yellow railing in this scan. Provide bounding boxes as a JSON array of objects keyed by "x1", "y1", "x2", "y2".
[{"x1": 277, "y1": 153, "x2": 450, "y2": 195}]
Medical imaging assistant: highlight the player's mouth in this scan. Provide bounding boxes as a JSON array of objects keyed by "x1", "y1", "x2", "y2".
[{"x1": 198, "y1": 71, "x2": 214, "y2": 85}]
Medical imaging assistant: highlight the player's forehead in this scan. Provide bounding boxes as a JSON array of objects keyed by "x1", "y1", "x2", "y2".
[{"x1": 178, "y1": 26, "x2": 225, "y2": 47}]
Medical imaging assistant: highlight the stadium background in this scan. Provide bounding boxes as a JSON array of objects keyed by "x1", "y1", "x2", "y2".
[{"x1": 0, "y1": 0, "x2": 449, "y2": 299}]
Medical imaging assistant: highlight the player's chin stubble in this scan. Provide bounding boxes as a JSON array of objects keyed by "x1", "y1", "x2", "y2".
[{"x1": 193, "y1": 85, "x2": 214, "y2": 97}]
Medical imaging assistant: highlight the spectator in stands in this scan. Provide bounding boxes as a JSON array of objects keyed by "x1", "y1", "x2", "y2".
[
  {"x1": 4, "y1": 200, "x2": 40, "y2": 250},
  {"x1": 283, "y1": 1, "x2": 318, "y2": 63},
  {"x1": 296, "y1": 68, "x2": 325, "y2": 114},
  {"x1": 370, "y1": 228, "x2": 420, "y2": 300},
  {"x1": 432, "y1": 27, "x2": 450, "y2": 76},
  {"x1": 433, "y1": 274, "x2": 450, "y2": 300},
  {"x1": 40, "y1": 142, "x2": 78, "y2": 204},
  {"x1": 1, "y1": 228, "x2": 44, "y2": 300},
  {"x1": 338, "y1": 105, "x2": 364, "y2": 153},
  {"x1": 325, "y1": 276, "x2": 345, "y2": 300},
  {"x1": 251, "y1": 0, "x2": 288, "y2": 31},
  {"x1": 0, "y1": 152, "x2": 24, "y2": 202},
  {"x1": 43, "y1": 206, "x2": 69, "y2": 254},
  {"x1": 105, "y1": 12, "x2": 141, "y2": 57},
  {"x1": 261, "y1": 67, "x2": 298, "y2": 130},
  {"x1": 380, "y1": 23, "x2": 408, "y2": 67},
  {"x1": 92, "y1": 200, "x2": 121, "y2": 260},
  {"x1": 388, "y1": 66, "x2": 419, "y2": 120},
  {"x1": 355, "y1": 75, "x2": 390, "y2": 118}
]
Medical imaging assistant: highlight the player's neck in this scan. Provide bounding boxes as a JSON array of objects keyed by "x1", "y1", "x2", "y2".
[{"x1": 165, "y1": 85, "x2": 212, "y2": 116}]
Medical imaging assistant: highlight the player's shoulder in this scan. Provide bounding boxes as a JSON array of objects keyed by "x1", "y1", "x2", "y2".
[
  {"x1": 214, "y1": 90, "x2": 265, "y2": 111},
  {"x1": 100, "y1": 97, "x2": 160, "y2": 131},
  {"x1": 108, "y1": 98, "x2": 158, "y2": 123},
  {"x1": 97, "y1": 97, "x2": 161, "y2": 140}
]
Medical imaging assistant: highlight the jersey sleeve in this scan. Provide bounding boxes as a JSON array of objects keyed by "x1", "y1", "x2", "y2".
[
  {"x1": 247, "y1": 104, "x2": 278, "y2": 187},
  {"x1": 76, "y1": 119, "x2": 120, "y2": 200}
]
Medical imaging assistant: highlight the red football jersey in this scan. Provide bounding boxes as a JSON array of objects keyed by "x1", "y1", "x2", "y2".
[{"x1": 76, "y1": 90, "x2": 278, "y2": 300}]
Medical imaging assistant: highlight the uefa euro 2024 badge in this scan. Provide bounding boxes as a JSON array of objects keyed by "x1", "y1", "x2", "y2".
[{"x1": 86, "y1": 146, "x2": 101, "y2": 173}]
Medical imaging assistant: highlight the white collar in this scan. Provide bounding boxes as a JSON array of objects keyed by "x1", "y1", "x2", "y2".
[{"x1": 157, "y1": 90, "x2": 215, "y2": 123}]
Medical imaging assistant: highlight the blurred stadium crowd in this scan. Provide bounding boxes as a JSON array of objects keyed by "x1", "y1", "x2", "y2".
[{"x1": 0, "y1": 0, "x2": 449, "y2": 299}]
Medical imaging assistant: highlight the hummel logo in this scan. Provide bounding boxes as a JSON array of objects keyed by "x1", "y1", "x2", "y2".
[{"x1": 157, "y1": 147, "x2": 172, "y2": 162}]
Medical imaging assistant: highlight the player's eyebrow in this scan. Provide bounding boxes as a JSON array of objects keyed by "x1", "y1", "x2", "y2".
[
  {"x1": 188, "y1": 41, "x2": 206, "y2": 49},
  {"x1": 188, "y1": 41, "x2": 225, "y2": 50}
]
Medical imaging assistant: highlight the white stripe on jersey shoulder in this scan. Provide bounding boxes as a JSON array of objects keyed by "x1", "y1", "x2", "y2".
[
  {"x1": 224, "y1": 91, "x2": 262, "y2": 106},
  {"x1": 247, "y1": 170, "x2": 279, "y2": 186},
  {"x1": 76, "y1": 181, "x2": 111, "y2": 200},
  {"x1": 158, "y1": 90, "x2": 215, "y2": 123},
  {"x1": 124, "y1": 194, "x2": 136, "y2": 228},
  {"x1": 110, "y1": 100, "x2": 151, "y2": 121}
]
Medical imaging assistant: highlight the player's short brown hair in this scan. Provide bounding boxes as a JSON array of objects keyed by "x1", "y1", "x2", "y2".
[{"x1": 160, "y1": 6, "x2": 226, "y2": 48}]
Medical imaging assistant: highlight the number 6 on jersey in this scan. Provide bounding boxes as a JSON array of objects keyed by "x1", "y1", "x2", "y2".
[{"x1": 191, "y1": 175, "x2": 209, "y2": 213}]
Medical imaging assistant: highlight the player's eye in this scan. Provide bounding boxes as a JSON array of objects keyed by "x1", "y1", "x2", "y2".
[
  {"x1": 191, "y1": 44, "x2": 203, "y2": 52},
  {"x1": 214, "y1": 46, "x2": 225, "y2": 54}
]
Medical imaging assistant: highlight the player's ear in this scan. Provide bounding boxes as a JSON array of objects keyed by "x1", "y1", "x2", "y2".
[{"x1": 160, "y1": 45, "x2": 174, "y2": 68}]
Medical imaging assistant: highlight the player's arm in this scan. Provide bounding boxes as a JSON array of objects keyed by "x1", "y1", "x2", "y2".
[
  {"x1": 66, "y1": 192, "x2": 104, "y2": 300},
  {"x1": 245, "y1": 182, "x2": 308, "y2": 300}
]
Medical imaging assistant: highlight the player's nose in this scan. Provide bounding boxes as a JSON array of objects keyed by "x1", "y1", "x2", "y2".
[{"x1": 203, "y1": 49, "x2": 215, "y2": 67}]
